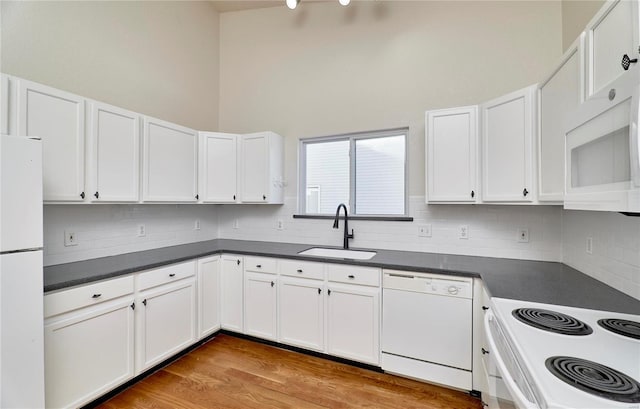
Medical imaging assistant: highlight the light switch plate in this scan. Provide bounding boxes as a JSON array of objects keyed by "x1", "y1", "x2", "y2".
[{"x1": 418, "y1": 224, "x2": 432, "y2": 237}]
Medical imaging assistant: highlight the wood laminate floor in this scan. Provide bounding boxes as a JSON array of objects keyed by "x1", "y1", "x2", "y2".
[{"x1": 98, "y1": 334, "x2": 482, "y2": 409}]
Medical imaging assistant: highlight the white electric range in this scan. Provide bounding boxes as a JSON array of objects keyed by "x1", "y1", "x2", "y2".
[{"x1": 484, "y1": 297, "x2": 640, "y2": 409}]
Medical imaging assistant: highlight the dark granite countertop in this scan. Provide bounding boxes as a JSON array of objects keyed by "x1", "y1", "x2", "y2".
[{"x1": 44, "y1": 239, "x2": 640, "y2": 315}]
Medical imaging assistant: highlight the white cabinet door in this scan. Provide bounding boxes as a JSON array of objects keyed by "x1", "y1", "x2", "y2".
[
  {"x1": 88, "y1": 101, "x2": 140, "y2": 202},
  {"x1": 538, "y1": 36, "x2": 584, "y2": 202},
  {"x1": 585, "y1": 0, "x2": 640, "y2": 98},
  {"x1": 278, "y1": 276, "x2": 324, "y2": 352},
  {"x1": 1, "y1": 74, "x2": 9, "y2": 135},
  {"x1": 220, "y1": 255, "x2": 244, "y2": 333},
  {"x1": 326, "y1": 283, "x2": 379, "y2": 365},
  {"x1": 240, "y1": 132, "x2": 284, "y2": 204},
  {"x1": 44, "y1": 298, "x2": 135, "y2": 409},
  {"x1": 197, "y1": 256, "x2": 220, "y2": 339},
  {"x1": 136, "y1": 279, "x2": 196, "y2": 372},
  {"x1": 142, "y1": 117, "x2": 198, "y2": 202},
  {"x1": 481, "y1": 85, "x2": 536, "y2": 202},
  {"x1": 17, "y1": 78, "x2": 85, "y2": 202},
  {"x1": 199, "y1": 132, "x2": 238, "y2": 203},
  {"x1": 244, "y1": 271, "x2": 277, "y2": 341},
  {"x1": 426, "y1": 106, "x2": 478, "y2": 202}
]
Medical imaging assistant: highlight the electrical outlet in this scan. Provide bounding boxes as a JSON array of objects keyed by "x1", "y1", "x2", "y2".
[
  {"x1": 586, "y1": 237, "x2": 593, "y2": 254},
  {"x1": 459, "y1": 225, "x2": 469, "y2": 239},
  {"x1": 418, "y1": 224, "x2": 432, "y2": 237},
  {"x1": 233, "y1": 219, "x2": 239, "y2": 229},
  {"x1": 64, "y1": 230, "x2": 78, "y2": 247},
  {"x1": 137, "y1": 224, "x2": 146, "y2": 237},
  {"x1": 277, "y1": 220, "x2": 284, "y2": 230},
  {"x1": 194, "y1": 219, "x2": 201, "y2": 230},
  {"x1": 517, "y1": 228, "x2": 529, "y2": 243}
]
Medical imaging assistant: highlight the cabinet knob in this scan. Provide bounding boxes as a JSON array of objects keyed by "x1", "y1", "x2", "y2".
[
  {"x1": 91, "y1": 293, "x2": 102, "y2": 299},
  {"x1": 482, "y1": 348, "x2": 490, "y2": 355},
  {"x1": 348, "y1": 275, "x2": 355, "y2": 279},
  {"x1": 263, "y1": 195, "x2": 266, "y2": 200},
  {"x1": 297, "y1": 269, "x2": 303, "y2": 273},
  {"x1": 80, "y1": 191, "x2": 85, "y2": 199},
  {"x1": 471, "y1": 190, "x2": 475, "y2": 198},
  {"x1": 328, "y1": 289, "x2": 332, "y2": 296},
  {"x1": 142, "y1": 299, "x2": 147, "y2": 306},
  {"x1": 482, "y1": 306, "x2": 489, "y2": 311},
  {"x1": 130, "y1": 302, "x2": 135, "y2": 310},
  {"x1": 94, "y1": 191, "x2": 99, "y2": 199},
  {"x1": 237, "y1": 259, "x2": 241, "y2": 265},
  {"x1": 233, "y1": 195, "x2": 236, "y2": 200},
  {"x1": 169, "y1": 273, "x2": 176, "y2": 277},
  {"x1": 195, "y1": 194, "x2": 199, "y2": 200},
  {"x1": 622, "y1": 54, "x2": 638, "y2": 71},
  {"x1": 318, "y1": 288, "x2": 322, "y2": 294},
  {"x1": 523, "y1": 188, "x2": 529, "y2": 197},
  {"x1": 271, "y1": 281, "x2": 275, "y2": 287},
  {"x1": 256, "y1": 265, "x2": 262, "y2": 268}
]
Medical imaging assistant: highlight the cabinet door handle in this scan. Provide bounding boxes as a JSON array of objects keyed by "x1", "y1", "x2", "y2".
[
  {"x1": 271, "y1": 281, "x2": 275, "y2": 287},
  {"x1": 233, "y1": 195, "x2": 236, "y2": 200},
  {"x1": 94, "y1": 191, "x2": 99, "y2": 199},
  {"x1": 256, "y1": 265, "x2": 262, "y2": 268},
  {"x1": 130, "y1": 302, "x2": 135, "y2": 310},
  {"x1": 80, "y1": 191, "x2": 85, "y2": 199},
  {"x1": 348, "y1": 275, "x2": 355, "y2": 279},
  {"x1": 195, "y1": 194, "x2": 199, "y2": 200},
  {"x1": 142, "y1": 299, "x2": 147, "y2": 306},
  {"x1": 169, "y1": 273, "x2": 176, "y2": 277},
  {"x1": 263, "y1": 195, "x2": 266, "y2": 200},
  {"x1": 318, "y1": 288, "x2": 322, "y2": 294},
  {"x1": 237, "y1": 259, "x2": 241, "y2": 265},
  {"x1": 522, "y1": 188, "x2": 529, "y2": 197},
  {"x1": 482, "y1": 306, "x2": 489, "y2": 311},
  {"x1": 482, "y1": 348, "x2": 490, "y2": 355},
  {"x1": 91, "y1": 293, "x2": 102, "y2": 299},
  {"x1": 471, "y1": 190, "x2": 475, "y2": 198},
  {"x1": 622, "y1": 54, "x2": 638, "y2": 70},
  {"x1": 328, "y1": 289, "x2": 331, "y2": 296},
  {"x1": 297, "y1": 269, "x2": 303, "y2": 273}
]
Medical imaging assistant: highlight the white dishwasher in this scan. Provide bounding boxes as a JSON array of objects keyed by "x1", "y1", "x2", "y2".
[{"x1": 381, "y1": 270, "x2": 473, "y2": 391}]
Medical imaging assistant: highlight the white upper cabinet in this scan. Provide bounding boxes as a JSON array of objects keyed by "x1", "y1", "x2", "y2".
[
  {"x1": 17, "y1": 78, "x2": 86, "y2": 202},
  {"x1": 481, "y1": 85, "x2": 536, "y2": 202},
  {"x1": 426, "y1": 106, "x2": 478, "y2": 203},
  {"x1": 199, "y1": 132, "x2": 239, "y2": 203},
  {"x1": 88, "y1": 101, "x2": 140, "y2": 202},
  {"x1": 538, "y1": 35, "x2": 584, "y2": 202},
  {"x1": 585, "y1": 0, "x2": 640, "y2": 99},
  {"x1": 1, "y1": 74, "x2": 10, "y2": 135},
  {"x1": 240, "y1": 131, "x2": 284, "y2": 204},
  {"x1": 142, "y1": 117, "x2": 198, "y2": 202}
]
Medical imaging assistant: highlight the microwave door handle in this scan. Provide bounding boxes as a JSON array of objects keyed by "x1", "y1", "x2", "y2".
[{"x1": 484, "y1": 313, "x2": 539, "y2": 409}]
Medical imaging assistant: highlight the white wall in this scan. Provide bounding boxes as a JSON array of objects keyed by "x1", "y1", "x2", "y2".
[
  {"x1": 43, "y1": 205, "x2": 219, "y2": 266},
  {"x1": 219, "y1": 197, "x2": 563, "y2": 262},
  {"x1": 219, "y1": 1, "x2": 563, "y2": 197},
  {"x1": 1, "y1": 1, "x2": 220, "y2": 130},
  {"x1": 563, "y1": 211, "x2": 640, "y2": 300},
  {"x1": 561, "y1": 0, "x2": 605, "y2": 51}
]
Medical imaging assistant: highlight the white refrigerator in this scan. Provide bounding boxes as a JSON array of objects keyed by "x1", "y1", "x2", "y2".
[{"x1": 0, "y1": 134, "x2": 45, "y2": 408}]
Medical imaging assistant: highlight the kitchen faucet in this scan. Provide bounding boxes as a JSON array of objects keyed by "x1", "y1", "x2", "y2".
[{"x1": 333, "y1": 203, "x2": 354, "y2": 249}]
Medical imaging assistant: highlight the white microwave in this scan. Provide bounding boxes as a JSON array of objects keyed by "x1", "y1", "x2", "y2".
[{"x1": 565, "y1": 68, "x2": 640, "y2": 213}]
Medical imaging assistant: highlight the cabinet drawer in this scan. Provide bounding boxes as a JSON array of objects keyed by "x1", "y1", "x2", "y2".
[
  {"x1": 44, "y1": 275, "x2": 134, "y2": 318},
  {"x1": 244, "y1": 256, "x2": 277, "y2": 274},
  {"x1": 137, "y1": 261, "x2": 196, "y2": 291},
  {"x1": 327, "y1": 264, "x2": 380, "y2": 287},
  {"x1": 279, "y1": 259, "x2": 324, "y2": 280}
]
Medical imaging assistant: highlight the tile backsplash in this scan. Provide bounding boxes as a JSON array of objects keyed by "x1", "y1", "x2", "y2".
[
  {"x1": 562, "y1": 210, "x2": 640, "y2": 300},
  {"x1": 43, "y1": 204, "x2": 219, "y2": 266},
  {"x1": 217, "y1": 196, "x2": 564, "y2": 262}
]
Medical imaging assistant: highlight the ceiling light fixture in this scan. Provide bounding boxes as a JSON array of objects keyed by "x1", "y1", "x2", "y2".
[
  {"x1": 286, "y1": 0, "x2": 300, "y2": 10},
  {"x1": 338, "y1": 0, "x2": 350, "y2": 5}
]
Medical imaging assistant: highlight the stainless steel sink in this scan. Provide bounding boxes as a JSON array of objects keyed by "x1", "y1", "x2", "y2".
[{"x1": 297, "y1": 247, "x2": 377, "y2": 260}]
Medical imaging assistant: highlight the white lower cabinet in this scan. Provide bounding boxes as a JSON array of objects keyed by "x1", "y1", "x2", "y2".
[
  {"x1": 198, "y1": 256, "x2": 221, "y2": 339},
  {"x1": 135, "y1": 277, "x2": 197, "y2": 372},
  {"x1": 278, "y1": 276, "x2": 325, "y2": 351},
  {"x1": 221, "y1": 255, "x2": 244, "y2": 332},
  {"x1": 326, "y1": 283, "x2": 379, "y2": 365},
  {"x1": 44, "y1": 276, "x2": 135, "y2": 409},
  {"x1": 244, "y1": 271, "x2": 278, "y2": 340}
]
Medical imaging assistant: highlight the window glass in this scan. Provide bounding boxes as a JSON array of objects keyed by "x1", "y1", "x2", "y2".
[{"x1": 305, "y1": 140, "x2": 349, "y2": 214}]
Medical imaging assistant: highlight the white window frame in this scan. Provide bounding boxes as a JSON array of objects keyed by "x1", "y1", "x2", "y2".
[{"x1": 298, "y1": 128, "x2": 409, "y2": 217}]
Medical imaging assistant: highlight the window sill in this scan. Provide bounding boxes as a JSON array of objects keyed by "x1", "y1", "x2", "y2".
[{"x1": 293, "y1": 214, "x2": 413, "y2": 222}]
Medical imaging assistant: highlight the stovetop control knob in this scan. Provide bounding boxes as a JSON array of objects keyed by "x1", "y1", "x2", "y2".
[{"x1": 447, "y1": 285, "x2": 459, "y2": 295}]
